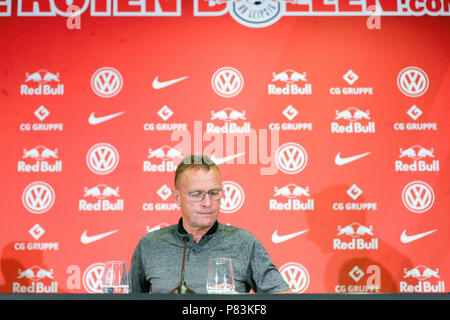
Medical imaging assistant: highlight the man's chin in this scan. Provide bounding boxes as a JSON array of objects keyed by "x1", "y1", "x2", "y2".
[{"x1": 193, "y1": 213, "x2": 218, "y2": 227}]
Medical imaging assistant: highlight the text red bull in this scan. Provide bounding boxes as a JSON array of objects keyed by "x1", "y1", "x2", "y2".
[
  {"x1": 333, "y1": 238, "x2": 379, "y2": 250},
  {"x1": 78, "y1": 199, "x2": 124, "y2": 211},
  {"x1": 399, "y1": 281, "x2": 445, "y2": 293},
  {"x1": 268, "y1": 83, "x2": 312, "y2": 95},
  {"x1": 143, "y1": 160, "x2": 177, "y2": 172},
  {"x1": 206, "y1": 122, "x2": 251, "y2": 134},
  {"x1": 20, "y1": 84, "x2": 64, "y2": 96},
  {"x1": 395, "y1": 160, "x2": 439, "y2": 172},
  {"x1": 331, "y1": 121, "x2": 376, "y2": 134},
  {"x1": 269, "y1": 199, "x2": 314, "y2": 211},
  {"x1": 17, "y1": 161, "x2": 62, "y2": 173},
  {"x1": 12, "y1": 281, "x2": 58, "y2": 293}
]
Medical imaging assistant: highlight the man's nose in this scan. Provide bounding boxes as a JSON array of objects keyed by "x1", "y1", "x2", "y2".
[{"x1": 201, "y1": 193, "x2": 212, "y2": 206}]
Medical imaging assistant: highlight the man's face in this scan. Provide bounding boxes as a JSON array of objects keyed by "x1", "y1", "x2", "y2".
[{"x1": 173, "y1": 167, "x2": 222, "y2": 232}]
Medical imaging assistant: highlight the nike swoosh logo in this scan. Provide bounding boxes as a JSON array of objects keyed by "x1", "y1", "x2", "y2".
[
  {"x1": 152, "y1": 76, "x2": 188, "y2": 89},
  {"x1": 335, "y1": 151, "x2": 371, "y2": 165},
  {"x1": 210, "y1": 152, "x2": 245, "y2": 165},
  {"x1": 81, "y1": 230, "x2": 118, "y2": 244},
  {"x1": 272, "y1": 229, "x2": 308, "y2": 244},
  {"x1": 89, "y1": 111, "x2": 125, "y2": 125},
  {"x1": 400, "y1": 229, "x2": 437, "y2": 243}
]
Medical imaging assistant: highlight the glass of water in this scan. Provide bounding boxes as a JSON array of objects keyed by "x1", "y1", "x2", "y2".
[
  {"x1": 101, "y1": 261, "x2": 129, "y2": 294},
  {"x1": 206, "y1": 258, "x2": 235, "y2": 294}
]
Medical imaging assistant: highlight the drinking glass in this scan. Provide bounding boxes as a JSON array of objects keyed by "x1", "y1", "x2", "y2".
[
  {"x1": 206, "y1": 258, "x2": 235, "y2": 294},
  {"x1": 101, "y1": 261, "x2": 129, "y2": 294}
]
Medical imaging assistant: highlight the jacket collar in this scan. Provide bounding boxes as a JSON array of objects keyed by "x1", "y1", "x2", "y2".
[{"x1": 177, "y1": 217, "x2": 219, "y2": 235}]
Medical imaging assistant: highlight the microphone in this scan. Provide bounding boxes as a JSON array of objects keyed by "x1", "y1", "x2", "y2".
[{"x1": 169, "y1": 235, "x2": 195, "y2": 294}]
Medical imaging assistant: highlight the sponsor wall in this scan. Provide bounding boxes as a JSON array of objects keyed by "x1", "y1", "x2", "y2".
[{"x1": 0, "y1": 1, "x2": 449, "y2": 294}]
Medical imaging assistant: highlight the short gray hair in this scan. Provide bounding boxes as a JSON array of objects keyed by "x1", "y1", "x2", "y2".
[{"x1": 174, "y1": 154, "x2": 221, "y2": 188}]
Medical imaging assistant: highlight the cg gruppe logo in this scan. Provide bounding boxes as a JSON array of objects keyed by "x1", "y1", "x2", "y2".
[
  {"x1": 22, "y1": 181, "x2": 55, "y2": 214},
  {"x1": 86, "y1": 143, "x2": 119, "y2": 175},
  {"x1": 220, "y1": 181, "x2": 245, "y2": 214},
  {"x1": 402, "y1": 181, "x2": 435, "y2": 214},
  {"x1": 91, "y1": 67, "x2": 123, "y2": 98},
  {"x1": 211, "y1": 67, "x2": 244, "y2": 98},
  {"x1": 275, "y1": 143, "x2": 308, "y2": 174},
  {"x1": 397, "y1": 67, "x2": 429, "y2": 97},
  {"x1": 279, "y1": 262, "x2": 310, "y2": 293}
]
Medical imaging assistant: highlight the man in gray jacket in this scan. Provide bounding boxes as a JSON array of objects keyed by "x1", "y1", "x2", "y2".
[{"x1": 129, "y1": 154, "x2": 292, "y2": 294}]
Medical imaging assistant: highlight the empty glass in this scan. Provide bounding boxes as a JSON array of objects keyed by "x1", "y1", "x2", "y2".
[
  {"x1": 206, "y1": 258, "x2": 235, "y2": 294},
  {"x1": 101, "y1": 261, "x2": 129, "y2": 294}
]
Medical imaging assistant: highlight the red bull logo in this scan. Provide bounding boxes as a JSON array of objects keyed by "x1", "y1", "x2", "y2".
[
  {"x1": 143, "y1": 145, "x2": 183, "y2": 172},
  {"x1": 335, "y1": 107, "x2": 371, "y2": 121},
  {"x1": 25, "y1": 70, "x2": 60, "y2": 83},
  {"x1": 334, "y1": 223, "x2": 379, "y2": 250},
  {"x1": 337, "y1": 223, "x2": 374, "y2": 237},
  {"x1": 18, "y1": 145, "x2": 62, "y2": 173},
  {"x1": 270, "y1": 184, "x2": 314, "y2": 212},
  {"x1": 207, "y1": 108, "x2": 251, "y2": 134},
  {"x1": 79, "y1": 184, "x2": 124, "y2": 211},
  {"x1": 147, "y1": 145, "x2": 183, "y2": 161},
  {"x1": 13, "y1": 266, "x2": 58, "y2": 293},
  {"x1": 399, "y1": 145, "x2": 434, "y2": 160},
  {"x1": 268, "y1": 69, "x2": 312, "y2": 95},
  {"x1": 21, "y1": 69, "x2": 64, "y2": 95},
  {"x1": 17, "y1": 266, "x2": 54, "y2": 281},
  {"x1": 210, "y1": 107, "x2": 247, "y2": 122},
  {"x1": 400, "y1": 265, "x2": 445, "y2": 293},
  {"x1": 331, "y1": 107, "x2": 375, "y2": 134},
  {"x1": 274, "y1": 184, "x2": 310, "y2": 198},
  {"x1": 396, "y1": 145, "x2": 439, "y2": 172}
]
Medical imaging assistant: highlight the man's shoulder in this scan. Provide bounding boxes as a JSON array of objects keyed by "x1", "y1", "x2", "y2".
[
  {"x1": 218, "y1": 223, "x2": 257, "y2": 241},
  {"x1": 138, "y1": 224, "x2": 178, "y2": 245}
]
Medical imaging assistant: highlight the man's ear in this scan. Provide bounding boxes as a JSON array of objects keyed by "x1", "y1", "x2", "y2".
[{"x1": 172, "y1": 189, "x2": 181, "y2": 207}]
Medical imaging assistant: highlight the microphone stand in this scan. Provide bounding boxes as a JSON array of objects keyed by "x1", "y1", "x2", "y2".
[{"x1": 170, "y1": 236, "x2": 195, "y2": 294}]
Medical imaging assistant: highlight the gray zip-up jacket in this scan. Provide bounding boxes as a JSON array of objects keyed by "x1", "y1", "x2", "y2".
[{"x1": 129, "y1": 219, "x2": 290, "y2": 294}]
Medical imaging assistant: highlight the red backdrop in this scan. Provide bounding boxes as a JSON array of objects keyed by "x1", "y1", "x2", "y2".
[{"x1": 0, "y1": 0, "x2": 449, "y2": 294}]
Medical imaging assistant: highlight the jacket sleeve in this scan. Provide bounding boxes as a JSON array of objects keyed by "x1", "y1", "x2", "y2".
[
  {"x1": 248, "y1": 237, "x2": 291, "y2": 293},
  {"x1": 128, "y1": 239, "x2": 151, "y2": 293}
]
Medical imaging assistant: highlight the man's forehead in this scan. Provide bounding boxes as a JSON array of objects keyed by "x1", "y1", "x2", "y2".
[{"x1": 178, "y1": 167, "x2": 222, "y2": 188}]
